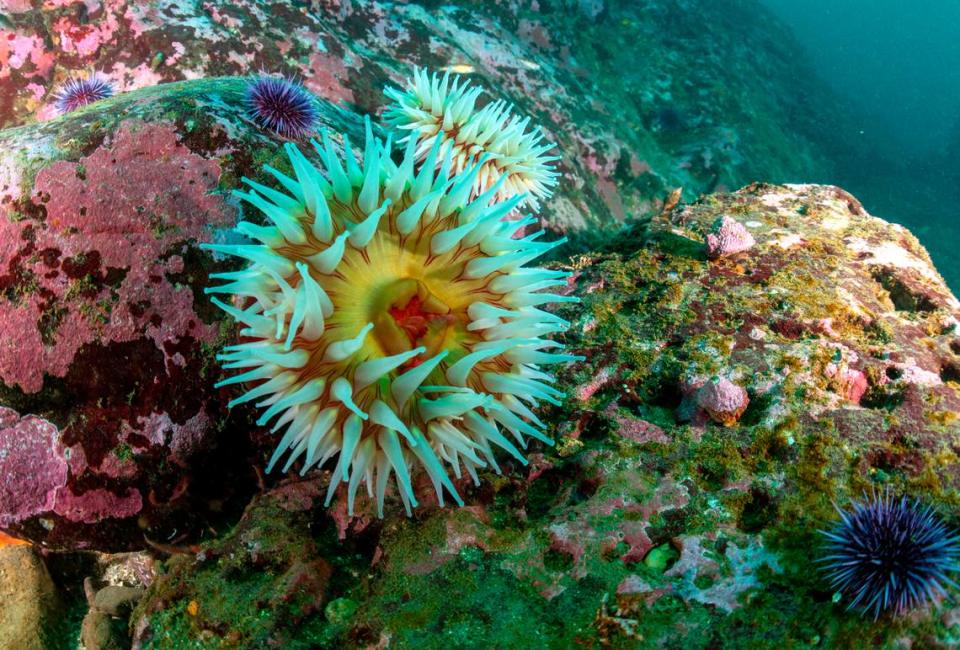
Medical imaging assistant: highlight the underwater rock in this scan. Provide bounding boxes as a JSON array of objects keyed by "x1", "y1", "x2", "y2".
[
  {"x1": 0, "y1": 0, "x2": 838, "y2": 232},
  {"x1": 131, "y1": 477, "x2": 334, "y2": 648},
  {"x1": 81, "y1": 585, "x2": 145, "y2": 650},
  {"x1": 0, "y1": 544, "x2": 64, "y2": 649},
  {"x1": 129, "y1": 182, "x2": 960, "y2": 646},
  {"x1": 0, "y1": 77, "x2": 368, "y2": 550}
]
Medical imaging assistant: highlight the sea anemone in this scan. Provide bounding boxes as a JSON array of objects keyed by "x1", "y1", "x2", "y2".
[
  {"x1": 819, "y1": 490, "x2": 960, "y2": 618},
  {"x1": 53, "y1": 74, "x2": 114, "y2": 114},
  {"x1": 203, "y1": 116, "x2": 580, "y2": 516},
  {"x1": 245, "y1": 75, "x2": 319, "y2": 140},
  {"x1": 384, "y1": 67, "x2": 560, "y2": 210}
]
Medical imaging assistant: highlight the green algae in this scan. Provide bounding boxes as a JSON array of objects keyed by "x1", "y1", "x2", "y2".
[{"x1": 644, "y1": 544, "x2": 679, "y2": 572}]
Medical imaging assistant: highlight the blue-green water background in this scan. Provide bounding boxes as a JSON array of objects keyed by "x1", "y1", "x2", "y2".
[{"x1": 761, "y1": 0, "x2": 960, "y2": 290}]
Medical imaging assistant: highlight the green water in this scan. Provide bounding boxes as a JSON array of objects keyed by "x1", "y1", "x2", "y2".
[{"x1": 761, "y1": 0, "x2": 960, "y2": 290}]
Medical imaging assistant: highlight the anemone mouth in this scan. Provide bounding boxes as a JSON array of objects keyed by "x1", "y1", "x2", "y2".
[
  {"x1": 369, "y1": 278, "x2": 461, "y2": 359},
  {"x1": 205, "y1": 104, "x2": 580, "y2": 517}
]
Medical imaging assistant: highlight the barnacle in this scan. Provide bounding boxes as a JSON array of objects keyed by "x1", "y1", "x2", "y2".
[
  {"x1": 204, "y1": 111, "x2": 579, "y2": 515},
  {"x1": 384, "y1": 67, "x2": 560, "y2": 210}
]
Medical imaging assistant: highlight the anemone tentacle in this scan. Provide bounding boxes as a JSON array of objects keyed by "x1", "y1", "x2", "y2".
[
  {"x1": 384, "y1": 67, "x2": 560, "y2": 210},
  {"x1": 205, "y1": 109, "x2": 580, "y2": 515}
]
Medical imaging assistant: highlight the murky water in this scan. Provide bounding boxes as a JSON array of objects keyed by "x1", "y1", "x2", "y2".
[{"x1": 761, "y1": 0, "x2": 960, "y2": 288}]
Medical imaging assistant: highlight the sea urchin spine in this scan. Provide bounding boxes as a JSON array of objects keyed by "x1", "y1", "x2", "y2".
[
  {"x1": 384, "y1": 68, "x2": 560, "y2": 210},
  {"x1": 819, "y1": 490, "x2": 960, "y2": 618},
  {"x1": 204, "y1": 117, "x2": 580, "y2": 516},
  {"x1": 245, "y1": 75, "x2": 320, "y2": 140},
  {"x1": 53, "y1": 74, "x2": 114, "y2": 114}
]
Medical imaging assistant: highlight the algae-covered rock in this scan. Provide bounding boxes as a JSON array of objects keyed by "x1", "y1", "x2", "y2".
[
  {"x1": 0, "y1": 0, "x2": 839, "y2": 235},
  {"x1": 131, "y1": 478, "x2": 335, "y2": 648},
  {"x1": 0, "y1": 77, "x2": 367, "y2": 550},
  {"x1": 0, "y1": 544, "x2": 65, "y2": 649},
  {"x1": 130, "y1": 183, "x2": 960, "y2": 647}
]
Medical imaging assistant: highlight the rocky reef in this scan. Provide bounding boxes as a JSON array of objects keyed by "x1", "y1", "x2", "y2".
[
  {"x1": 0, "y1": 77, "x2": 372, "y2": 550},
  {"x1": 1, "y1": 0, "x2": 839, "y2": 237},
  {"x1": 122, "y1": 182, "x2": 960, "y2": 648},
  {"x1": 1, "y1": 1, "x2": 959, "y2": 648}
]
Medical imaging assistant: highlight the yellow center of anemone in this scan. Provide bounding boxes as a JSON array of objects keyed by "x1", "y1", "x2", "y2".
[
  {"x1": 334, "y1": 230, "x2": 472, "y2": 358},
  {"x1": 266, "y1": 203, "x2": 509, "y2": 416}
]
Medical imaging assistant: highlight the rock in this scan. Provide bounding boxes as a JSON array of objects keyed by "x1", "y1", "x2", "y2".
[
  {"x1": 97, "y1": 552, "x2": 156, "y2": 591},
  {"x1": 94, "y1": 585, "x2": 145, "y2": 617},
  {"x1": 0, "y1": 0, "x2": 841, "y2": 234},
  {"x1": 698, "y1": 379, "x2": 749, "y2": 426},
  {"x1": 0, "y1": 545, "x2": 64, "y2": 649},
  {"x1": 678, "y1": 376, "x2": 751, "y2": 426},
  {"x1": 0, "y1": 77, "x2": 368, "y2": 550},
  {"x1": 132, "y1": 182, "x2": 960, "y2": 647},
  {"x1": 33, "y1": 549, "x2": 155, "y2": 649},
  {"x1": 79, "y1": 585, "x2": 145, "y2": 650},
  {"x1": 825, "y1": 362, "x2": 869, "y2": 404},
  {"x1": 705, "y1": 215, "x2": 756, "y2": 259},
  {"x1": 81, "y1": 609, "x2": 128, "y2": 650},
  {"x1": 132, "y1": 478, "x2": 333, "y2": 648}
]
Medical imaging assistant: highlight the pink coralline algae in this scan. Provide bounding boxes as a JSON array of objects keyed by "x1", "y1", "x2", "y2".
[
  {"x1": 0, "y1": 119, "x2": 237, "y2": 548},
  {"x1": 0, "y1": 407, "x2": 68, "y2": 527},
  {"x1": 575, "y1": 365, "x2": 616, "y2": 401},
  {"x1": 699, "y1": 378, "x2": 750, "y2": 426},
  {"x1": 52, "y1": 13, "x2": 121, "y2": 58},
  {"x1": 133, "y1": 411, "x2": 213, "y2": 465},
  {"x1": 705, "y1": 216, "x2": 756, "y2": 259},
  {"x1": 52, "y1": 487, "x2": 143, "y2": 525},
  {"x1": 825, "y1": 363, "x2": 869, "y2": 404},
  {"x1": 0, "y1": 121, "x2": 229, "y2": 394},
  {"x1": 603, "y1": 401, "x2": 670, "y2": 445}
]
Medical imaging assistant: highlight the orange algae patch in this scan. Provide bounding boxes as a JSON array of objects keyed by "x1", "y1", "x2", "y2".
[{"x1": 0, "y1": 531, "x2": 30, "y2": 547}]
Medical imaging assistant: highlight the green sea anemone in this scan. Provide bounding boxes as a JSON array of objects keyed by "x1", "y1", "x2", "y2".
[
  {"x1": 384, "y1": 67, "x2": 560, "y2": 210},
  {"x1": 204, "y1": 102, "x2": 579, "y2": 515}
]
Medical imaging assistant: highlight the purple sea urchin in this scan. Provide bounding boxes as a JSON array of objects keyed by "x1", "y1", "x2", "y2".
[
  {"x1": 203, "y1": 114, "x2": 580, "y2": 516},
  {"x1": 819, "y1": 491, "x2": 960, "y2": 618},
  {"x1": 384, "y1": 68, "x2": 560, "y2": 210},
  {"x1": 53, "y1": 75, "x2": 114, "y2": 113},
  {"x1": 245, "y1": 75, "x2": 319, "y2": 140}
]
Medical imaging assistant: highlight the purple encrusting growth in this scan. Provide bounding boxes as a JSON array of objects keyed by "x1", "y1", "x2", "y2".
[
  {"x1": 819, "y1": 491, "x2": 960, "y2": 619},
  {"x1": 244, "y1": 75, "x2": 319, "y2": 139},
  {"x1": 54, "y1": 75, "x2": 114, "y2": 113}
]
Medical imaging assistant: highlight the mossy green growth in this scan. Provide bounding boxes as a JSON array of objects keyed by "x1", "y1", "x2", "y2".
[
  {"x1": 644, "y1": 543, "x2": 679, "y2": 573},
  {"x1": 133, "y1": 482, "x2": 362, "y2": 649}
]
